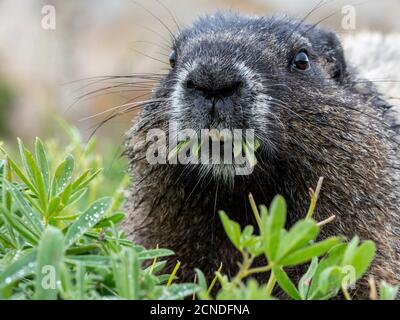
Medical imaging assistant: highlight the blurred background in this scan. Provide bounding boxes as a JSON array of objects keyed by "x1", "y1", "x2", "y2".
[{"x1": 0, "y1": 0, "x2": 399, "y2": 148}]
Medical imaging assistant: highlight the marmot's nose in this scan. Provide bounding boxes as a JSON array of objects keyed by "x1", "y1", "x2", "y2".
[{"x1": 185, "y1": 79, "x2": 242, "y2": 100}]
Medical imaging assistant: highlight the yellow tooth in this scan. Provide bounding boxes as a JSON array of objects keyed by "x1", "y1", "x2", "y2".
[
  {"x1": 233, "y1": 140, "x2": 242, "y2": 158},
  {"x1": 209, "y1": 129, "x2": 220, "y2": 142},
  {"x1": 219, "y1": 130, "x2": 232, "y2": 142}
]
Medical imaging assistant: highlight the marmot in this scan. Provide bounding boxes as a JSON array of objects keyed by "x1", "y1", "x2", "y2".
[{"x1": 122, "y1": 12, "x2": 400, "y2": 298}]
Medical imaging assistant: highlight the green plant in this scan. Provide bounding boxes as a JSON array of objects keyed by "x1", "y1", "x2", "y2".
[
  {"x1": 195, "y1": 185, "x2": 398, "y2": 300},
  {"x1": 0, "y1": 135, "x2": 197, "y2": 300},
  {"x1": 0, "y1": 123, "x2": 398, "y2": 300}
]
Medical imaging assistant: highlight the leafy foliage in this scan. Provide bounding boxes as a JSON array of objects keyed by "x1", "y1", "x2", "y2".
[
  {"x1": 0, "y1": 131, "x2": 196, "y2": 300},
  {"x1": 206, "y1": 190, "x2": 397, "y2": 300},
  {"x1": 0, "y1": 124, "x2": 398, "y2": 300}
]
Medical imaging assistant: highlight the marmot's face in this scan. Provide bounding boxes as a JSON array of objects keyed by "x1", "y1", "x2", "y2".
[{"x1": 149, "y1": 12, "x2": 349, "y2": 183}]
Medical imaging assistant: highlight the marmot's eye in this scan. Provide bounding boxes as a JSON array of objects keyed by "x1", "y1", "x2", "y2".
[
  {"x1": 293, "y1": 51, "x2": 310, "y2": 71},
  {"x1": 169, "y1": 50, "x2": 177, "y2": 68}
]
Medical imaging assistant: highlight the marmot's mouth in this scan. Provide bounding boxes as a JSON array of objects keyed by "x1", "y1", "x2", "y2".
[{"x1": 167, "y1": 131, "x2": 260, "y2": 176}]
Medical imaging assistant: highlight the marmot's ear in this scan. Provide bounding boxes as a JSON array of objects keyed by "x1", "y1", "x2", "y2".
[{"x1": 319, "y1": 31, "x2": 347, "y2": 83}]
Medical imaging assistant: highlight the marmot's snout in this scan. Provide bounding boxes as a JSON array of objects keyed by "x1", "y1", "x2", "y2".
[
  {"x1": 171, "y1": 55, "x2": 253, "y2": 130},
  {"x1": 183, "y1": 64, "x2": 244, "y2": 119}
]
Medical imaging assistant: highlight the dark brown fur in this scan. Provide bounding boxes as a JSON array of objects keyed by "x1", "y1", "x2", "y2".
[{"x1": 122, "y1": 12, "x2": 400, "y2": 298}]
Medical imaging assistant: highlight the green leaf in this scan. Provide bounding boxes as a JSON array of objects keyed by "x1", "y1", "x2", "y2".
[
  {"x1": 137, "y1": 248, "x2": 174, "y2": 261},
  {"x1": 35, "y1": 138, "x2": 50, "y2": 193},
  {"x1": 0, "y1": 205, "x2": 40, "y2": 245},
  {"x1": 75, "y1": 262, "x2": 86, "y2": 299},
  {"x1": 145, "y1": 261, "x2": 167, "y2": 275},
  {"x1": 240, "y1": 225, "x2": 255, "y2": 248},
  {"x1": 195, "y1": 269, "x2": 208, "y2": 292},
  {"x1": 298, "y1": 257, "x2": 319, "y2": 300},
  {"x1": 35, "y1": 226, "x2": 65, "y2": 300},
  {"x1": 276, "y1": 219, "x2": 319, "y2": 262},
  {"x1": 111, "y1": 248, "x2": 140, "y2": 299},
  {"x1": 262, "y1": 195, "x2": 286, "y2": 261},
  {"x1": 0, "y1": 159, "x2": 4, "y2": 174},
  {"x1": 0, "y1": 160, "x2": 6, "y2": 204},
  {"x1": 219, "y1": 211, "x2": 241, "y2": 250},
  {"x1": 6, "y1": 156, "x2": 38, "y2": 194},
  {"x1": 273, "y1": 266, "x2": 302, "y2": 300},
  {"x1": 241, "y1": 225, "x2": 254, "y2": 240},
  {"x1": 59, "y1": 264, "x2": 73, "y2": 299},
  {"x1": 0, "y1": 159, "x2": 5, "y2": 193},
  {"x1": 346, "y1": 240, "x2": 376, "y2": 280},
  {"x1": 65, "y1": 188, "x2": 87, "y2": 207},
  {"x1": 47, "y1": 196, "x2": 61, "y2": 217},
  {"x1": 25, "y1": 139, "x2": 49, "y2": 211},
  {"x1": 279, "y1": 237, "x2": 342, "y2": 266},
  {"x1": 0, "y1": 251, "x2": 37, "y2": 293},
  {"x1": 0, "y1": 232, "x2": 15, "y2": 249},
  {"x1": 308, "y1": 243, "x2": 347, "y2": 297},
  {"x1": 17, "y1": 138, "x2": 34, "y2": 182},
  {"x1": 3, "y1": 180, "x2": 44, "y2": 234},
  {"x1": 19, "y1": 143, "x2": 48, "y2": 211},
  {"x1": 66, "y1": 255, "x2": 111, "y2": 267},
  {"x1": 2, "y1": 159, "x2": 13, "y2": 211},
  {"x1": 158, "y1": 283, "x2": 199, "y2": 300},
  {"x1": 71, "y1": 169, "x2": 102, "y2": 192},
  {"x1": 52, "y1": 155, "x2": 74, "y2": 196},
  {"x1": 246, "y1": 236, "x2": 264, "y2": 257},
  {"x1": 66, "y1": 244, "x2": 100, "y2": 255},
  {"x1": 316, "y1": 266, "x2": 344, "y2": 298},
  {"x1": 64, "y1": 197, "x2": 111, "y2": 248},
  {"x1": 95, "y1": 212, "x2": 125, "y2": 228},
  {"x1": 379, "y1": 282, "x2": 399, "y2": 300},
  {"x1": 60, "y1": 183, "x2": 73, "y2": 205},
  {"x1": 341, "y1": 236, "x2": 360, "y2": 266},
  {"x1": 157, "y1": 274, "x2": 173, "y2": 285}
]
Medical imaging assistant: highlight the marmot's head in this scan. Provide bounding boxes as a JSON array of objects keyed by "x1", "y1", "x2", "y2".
[{"x1": 143, "y1": 11, "x2": 357, "y2": 185}]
